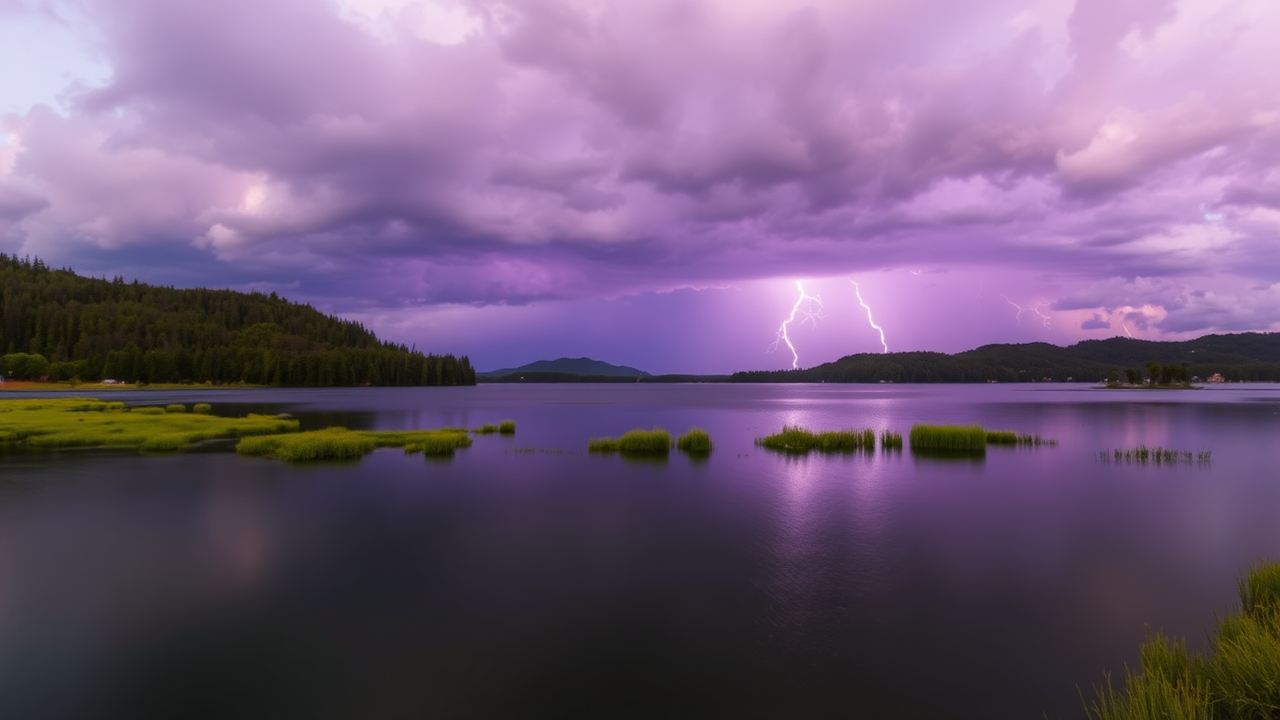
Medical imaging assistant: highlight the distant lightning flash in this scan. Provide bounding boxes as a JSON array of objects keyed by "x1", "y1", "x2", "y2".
[
  {"x1": 1033, "y1": 303, "x2": 1052, "y2": 328},
  {"x1": 1122, "y1": 322, "x2": 1133, "y2": 339},
  {"x1": 850, "y1": 280, "x2": 889, "y2": 354},
  {"x1": 769, "y1": 280, "x2": 824, "y2": 369},
  {"x1": 1001, "y1": 295, "x2": 1024, "y2": 325}
]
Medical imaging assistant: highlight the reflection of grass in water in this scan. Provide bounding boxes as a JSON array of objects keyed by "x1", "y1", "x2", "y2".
[
  {"x1": 1098, "y1": 446, "x2": 1210, "y2": 465},
  {"x1": 676, "y1": 428, "x2": 713, "y2": 455},
  {"x1": 0, "y1": 397, "x2": 297, "y2": 453},
  {"x1": 756, "y1": 425, "x2": 876, "y2": 454},
  {"x1": 589, "y1": 428, "x2": 671, "y2": 455},
  {"x1": 1085, "y1": 561, "x2": 1280, "y2": 720}
]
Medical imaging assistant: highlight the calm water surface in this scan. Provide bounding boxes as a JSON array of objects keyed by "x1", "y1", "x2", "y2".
[{"x1": 2, "y1": 383, "x2": 1279, "y2": 719}]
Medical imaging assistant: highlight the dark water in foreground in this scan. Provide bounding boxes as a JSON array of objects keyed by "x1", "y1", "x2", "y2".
[{"x1": 2, "y1": 383, "x2": 1279, "y2": 719}]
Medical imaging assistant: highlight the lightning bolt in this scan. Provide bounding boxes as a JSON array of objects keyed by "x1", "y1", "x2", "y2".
[
  {"x1": 1033, "y1": 303, "x2": 1051, "y2": 328},
  {"x1": 1121, "y1": 322, "x2": 1133, "y2": 339},
  {"x1": 850, "y1": 280, "x2": 888, "y2": 354},
  {"x1": 768, "y1": 280, "x2": 824, "y2": 369},
  {"x1": 1001, "y1": 295, "x2": 1024, "y2": 325}
]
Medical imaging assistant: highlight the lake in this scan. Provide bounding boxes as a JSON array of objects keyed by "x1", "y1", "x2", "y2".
[{"x1": 2, "y1": 383, "x2": 1279, "y2": 719}]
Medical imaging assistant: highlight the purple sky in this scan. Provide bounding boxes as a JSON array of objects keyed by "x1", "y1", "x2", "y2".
[{"x1": 2, "y1": 0, "x2": 1278, "y2": 374}]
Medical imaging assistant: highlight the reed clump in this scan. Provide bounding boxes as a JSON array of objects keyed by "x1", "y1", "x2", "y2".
[
  {"x1": 755, "y1": 425, "x2": 877, "y2": 454},
  {"x1": 588, "y1": 428, "x2": 672, "y2": 455},
  {"x1": 403, "y1": 433, "x2": 473, "y2": 457},
  {"x1": 1085, "y1": 561, "x2": 1280, "y2": 720},
  {"x1": 193, "y1": 403, "x2": 212, "y2": 414},
  {"x1": 676, "y1": 428, "x2": 713, "y2": 454},
  {"x1": 237, "y1": 427, "x2": 377, "y2": 462},
  {"x1": 0, "y1": 397, "x2": 298, "y2": 453},
  {"x1": 880, "y1": 430, "x2": 903, "y2": 450},
  {"x1": 473, "y1": 424, "x2": 499, "y2": 435},
  {"x1": 1098, "y1": 446, "x2": 1211, "y2": 465},
  {"x1": 499, "y1": 420, "x2": 516, "y2": 435},
  {"x1": 165, "y1": 404, "x2": 186, "y2": 413},
  {"x1": 985, "y1": 430, "x2": 1058, "y2": 446},
  {"x1": 909, "y1": 425, "x2": 987, "y2": 452}
]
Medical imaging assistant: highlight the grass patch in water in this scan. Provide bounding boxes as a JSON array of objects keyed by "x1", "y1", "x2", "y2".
[
  {"x1": 589, "y1": 428, "x2": 672, "y2": 455},
  {"x1": 499, "y1": 420, "x2": 516, "y2": 435},
  {"x1": 1098, "y1": 446, "x2": 1211, "y2": 465},
  {"x1": 403, "y1": 433, "x2": 472, "y2": 457},
  {"x1": 0, "y1": 397, "x2": 297, "y2": 453},
  {"x1": 473, "y1": 424, "x2": 499, "y2": 434},
  {"x1": 909, "y1": 425, "x2": 987, "y2": 452},
  {"x1": 237, "y1": 427, "x2": 377, "y2": 462},
  {"x1": 756, "y1": 425, "x2": 876, "y2": 454},
  {"x1": 986, "y1": 430, "x2": 1057, "y2": 446},
  {"x1": 193, "y1": 403, "x2": 212, "y2": 414},
  {"x1": 1084, "y1": 561, "x2": 1280, "y2": 720},
  {"x1": 165, "y1": 404, "x2": 186, "y2": 413},
  {"x1": 676, "y1": 427, "x2": 713, "y2": 454},
  {"x1": 881, "y1": 430, "x2": 903, "y2": 451}
]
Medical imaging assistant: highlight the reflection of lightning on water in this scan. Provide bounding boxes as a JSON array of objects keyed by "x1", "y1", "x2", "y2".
[
  {"x1": 1033, "y1": 303, "x2": 1051, "y2": 328},
  {"x1": 768, "y1": 280, "x2": 824, "y2": 369},
  {"x1": 849, "y1": 280, "x2": 889, "y2": 354}
]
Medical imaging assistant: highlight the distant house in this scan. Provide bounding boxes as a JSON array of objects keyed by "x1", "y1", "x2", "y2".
[
  {"x1": 101, "y1": 379, "x2": 121, "y2": 385},
  {"x1": 1208, "y1": 373, "x2": 1225, "y2": 383}
]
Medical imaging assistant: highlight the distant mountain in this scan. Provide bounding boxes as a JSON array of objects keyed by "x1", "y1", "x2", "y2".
[
  {"x1": 731, "y1": 333, "x2": 1280, "y2": 383},
  {"x1": 480, "y1": 357, "x2": 651, "y2": 379}
]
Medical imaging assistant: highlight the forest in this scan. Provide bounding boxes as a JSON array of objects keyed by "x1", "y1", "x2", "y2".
[
  {"x1": 0, "y1": 255, "x2": 474, "y2": 386},
  {"x1": 731, "y1": 335, "x2": 1280, "y2": 384}
]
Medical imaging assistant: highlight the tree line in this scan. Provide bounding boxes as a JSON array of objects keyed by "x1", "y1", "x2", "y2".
[{"x1": 0, "y1": 255, "x2": 474, "y2": 386}]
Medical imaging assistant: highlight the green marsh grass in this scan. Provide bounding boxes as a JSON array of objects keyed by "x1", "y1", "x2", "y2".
[
  {"x1": 676, "y1": 428, "x2": 713, "y2": 454},
  {"x1": 193, "y1": 403, "x2": 212, "y2": 414},
  {"x1": 237, "y1": 427, "x2": 377, "y2": 462},
  {"x1": 588, "y1": 428, "x2": 672, "y2": 455},
  {"x1": 909, "y1": 424, "x2": 987, "y2": 452},
  {"x1": 473, "y1": 424, "x2": 499, "y2": 434},
  {"x1": 499, "y1": 420, "x2": 516, "y2": 435},
  {"x1": 165, "y1": 404, "x2": 186, "y2": 413},
  {"x1": 1085, "y1": 561, "x2": 1280, "y2": 720},
  {"x1": 403, "y1": 433, "x2": 472, "y2": 457},
  {"x1": 880, "y1": 430, "x2": 903, "y2": 450},
  {"x1": 755, "y1": 425, "x2": 876, "y2": 454},
  {"x1": 1098, "y1": 446, "x2": 1211, "y2": 465},
  {"x1": 985, "y1": 430, "x2": 1058, "y2": 446},
  {"x1": 0, "y1": 397, "x2": 297, "y2": 453}
]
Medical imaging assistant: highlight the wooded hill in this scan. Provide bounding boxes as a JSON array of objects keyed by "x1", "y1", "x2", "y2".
[
  {"x1": 0, "y1": 255, "x2": 474, "y2": 386},
  {"x1": 731, "y1": 334, "x2": 1280, "y2": 384}
]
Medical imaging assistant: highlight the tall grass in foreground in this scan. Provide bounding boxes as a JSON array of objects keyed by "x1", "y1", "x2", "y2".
[
  {"x1": 0, "y1": 397, "x2": 297, "y2": 452},
  {"x1": 1098, "y1": 446, "x2": 1211, "y2": 465},
  {"x1": 755, "y1": 425, "x2": 877, "y2": 454},
  {"x1": 1085, "y1": 561, "x2": 1280, "y2": 720},
  {"x1": 588, "y1": 428, "x2": 671, "y2": 455},
  {"x1": 985, "y1": 430, "x2": 1057, "y2": 446},
  {"x1": 676, "y1": 428, "x2": 713, "y2": 454},
  {"x1": 909, "y1": 425, "x2": 987, "y2": 452}
]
